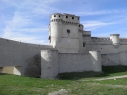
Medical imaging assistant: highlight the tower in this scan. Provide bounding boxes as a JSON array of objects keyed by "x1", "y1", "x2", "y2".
[
  {"x1": 110, "y1": 34, "x2": 120, "y2": 45},
  {"x1": 49, "y1": 13, "x2": 63, "y2": 48},
  {"x1": 49, "y1": 13, "x2": 80, "y2": 53}
]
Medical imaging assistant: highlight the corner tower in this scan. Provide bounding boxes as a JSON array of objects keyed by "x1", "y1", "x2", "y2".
[
  {"x1": 49, "y1": 13, "x2": 80, "y2": 53},
  {"x1": 110, "y1": 34, "x2": 120, "y2": 45}
]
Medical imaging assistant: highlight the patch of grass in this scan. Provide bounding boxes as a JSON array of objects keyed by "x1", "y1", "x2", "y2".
[
  {"x1": 0, "y1": 65, "x2": 127, "y2": 95},
  {"x1": 0, "y1": 74, "x2": 71, "y2": 95}
]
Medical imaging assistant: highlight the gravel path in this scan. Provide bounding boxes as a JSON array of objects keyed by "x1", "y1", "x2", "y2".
[
  {"x1": 95, "y1": 75, "x2": 127, "y2": 81},
  {"x1": 87, "y1": 83, "x2": 127, "y2": 88}
]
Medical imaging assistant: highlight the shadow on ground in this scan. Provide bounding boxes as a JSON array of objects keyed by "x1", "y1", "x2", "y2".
[
  {"x1": 57, "y1": 65, "x2": 127, "y2": 80},
  {"x1": 1, "y1": 65, "x2": 127, "y2": 80},
  {"x1": 0, "y1": 73, "x2": 10, "y2": 75}
]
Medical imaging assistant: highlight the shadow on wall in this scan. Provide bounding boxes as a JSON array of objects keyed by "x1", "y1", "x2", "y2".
[{"x1": 24, "y1": 54, "x2": 41, "y2": 78}]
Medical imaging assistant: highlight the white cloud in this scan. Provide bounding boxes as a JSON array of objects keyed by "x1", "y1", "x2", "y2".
[
  {"x1": 7, "y1": 12, "x2": 31, "y2": 28},
  {"x1": 75, "y1": 9, "x2": 126, "y2": 16},
  {"x1": 2, "y1": 0, "x2": 57, "y2": 44},
  {"x1": 2, "y1": 30, "x2": 48, "y2": 45},
  {"x1": 82, "y1": 21, "x2": 115, "y2": 30},
  {"x1": 21, "y1": 28, "x2": 48, "y2": 33}
]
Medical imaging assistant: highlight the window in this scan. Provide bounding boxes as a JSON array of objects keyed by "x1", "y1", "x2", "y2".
[
  {"x1": 78, "y1": 17, "x2": 79, "y2": 20},
  {"x1": 54, "y1": 15, "x2": 56, "y2": 17},
  {"x1": 66, "y1": 16, "x2": 68, "y2": 18},
  {"x1": 48, "y1": 36, "x2": 51, "y2": 42},
  {"x1": 59, "y1": 15, "x2": 60, "y2": 17},
  {"x1": 79, "y1": 25, "x2": 80, "y2": 27},
  {"x1": 72, "y1": 17, "x2": 74, "y2": 19},
  {"x1": 83, "y1": 43, "x2": 85, "y2": 47},
  {"x1": 67, "y1": 29, "x2": 70, "y2": 34}
]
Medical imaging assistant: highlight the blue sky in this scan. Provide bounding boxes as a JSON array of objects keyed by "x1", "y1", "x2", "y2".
[{"x1": 0, "y1": 0, "x2": 127, "y2": 44}]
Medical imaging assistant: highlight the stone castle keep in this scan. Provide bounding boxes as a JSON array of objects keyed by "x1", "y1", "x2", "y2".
[{"x1": 1, "y1": 13, "x2": 127, "y2": 79}]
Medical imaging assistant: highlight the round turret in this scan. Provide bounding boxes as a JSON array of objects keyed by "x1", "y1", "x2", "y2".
[
  {"x1": 50, "y1": 13, "x2": 63, "y2": 48},
  {"x1": 79, "y1": 24, "x2": 84, "y2": 30},
  {"x1": 110, "y1": 34, "x2": 120, "y2": 45}
]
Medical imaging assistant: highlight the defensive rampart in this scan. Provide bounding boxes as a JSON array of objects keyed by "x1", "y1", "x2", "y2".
[
  {"x1": 0, "y1": 38, "x2": 54, "y2": 77},
  {"x1": 41, "y1": 50, "x2": 101, "y2": 79}
]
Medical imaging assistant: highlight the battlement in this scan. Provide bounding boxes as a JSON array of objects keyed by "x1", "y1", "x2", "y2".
[
  {"x1": 90, "y1": 37, "x2": 112, "y2": 45},
  {"x1": 110, "y1": 34, "x2": 120, "y2": 36},
  {"x1": 91, "y1": 37, "x2": 110, "y2": 41},
  {"x1": 90, "y1": 37, "x2": 127, "y2": 45},
  {"x1": 119, "y1": 38, "x2": 127, "y2": 45},
  {"x1": 120, "y1": 38, "x2": 127, "y2": 41},
  {"x1": 50, "y1": 13, "x2": 80, "y2": 24}
]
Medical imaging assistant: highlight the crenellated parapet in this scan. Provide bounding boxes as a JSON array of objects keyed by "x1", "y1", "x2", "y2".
[
  {"x1": 91, "y1": 37, "x2": 110, "y2": 41},
  {"x1": 119, "y1": 38, "x2": 127, "y2": 45},
  {"x1": 50, "y1": 13, "x2": 80, "y2": 24},
  {"x1": 90, "y1": 34, "x2": 127, "y2": 45},
  {"x1": 90, "y1": 37, "x2": 112, "y2": 45},
  {"x1": 110, "y1": 34, "x2": 120, "y2": 36}
]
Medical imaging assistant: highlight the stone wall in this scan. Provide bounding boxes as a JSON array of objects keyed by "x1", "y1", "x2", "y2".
[
  {"x1": 84, "y1": 44, "x2": 127, "y2": 54},
  {"x1": 101, "y1": 53, "x2": 120, "y2": 66},
  {"x1": 0, "y1": 38, "x2": 54, "y2": 77},
  {"x1": 58, "y1": 53, "x2": 91, "y2": 73},
  {"x1": 101, "y1": 51, "x2": 127, "y2": 66},
  {"x1": 1, "y1": 37, "x2": 127, "y2": 79},
  {"x1": 58, "y1": 51, "x2": 101, "y2": 73},
  {"x1": 40, "y1": 50, "x2": 101, "y2": 78}
]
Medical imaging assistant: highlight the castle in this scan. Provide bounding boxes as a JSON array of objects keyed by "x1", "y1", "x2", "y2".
[{"x1": 0, "y1": 13, "x2": 127, "y2": 79}]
